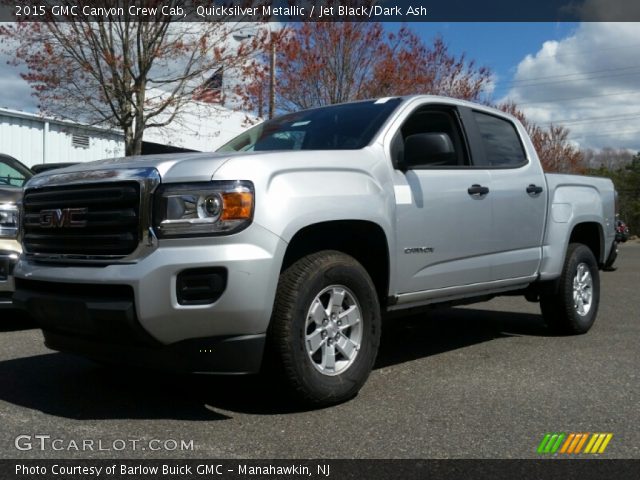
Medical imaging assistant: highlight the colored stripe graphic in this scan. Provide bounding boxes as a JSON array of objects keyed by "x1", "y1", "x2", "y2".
[
  {"x1": 550, "y1": 433, "x2": 565, "y2": 453},
  {"x1": 539, "y1": 433, "x2": 613, "y2": 454},
  {"x1": 598, "y1": 434, "x2": 614, "y2": 453},
  {"x1": 584, "y1": 434, "x2": 599, "y2": 453},
  {"x1": 584, "y1": 433, "x2": 614, "y2": 454},
  {"x1": 537, "y1": 433, "x2": 566, "y2": 454},
  {"x1": 568, "y1": 433, "x2": 582, "y2": 453},
  {"x1": 559, "y1": 433, "x2": 575, "y2": 453},
  {"x1": 574, "y1": 433, "x2": 589, "y2": 453},
  {"x1": 537, "y1": 434, "x2": 552, "y2": 454}
]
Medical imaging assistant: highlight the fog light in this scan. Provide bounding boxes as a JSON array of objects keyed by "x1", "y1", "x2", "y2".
[{"x1": 176, "y1": 268, "x2": 227, "y2": 305}]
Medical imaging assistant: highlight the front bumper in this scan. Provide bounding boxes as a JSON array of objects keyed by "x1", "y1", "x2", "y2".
[
  {"x1": 44, "y1": 330, "x2": 266, "y2": 374},
  {"x1": 0, "y1": 240, "x2": 21, "y2": 308},
  {"x1": 13, "y1": 223, "x2": 287, "y2": 373},
  {"x1": 13, "y1": 279, "x2": 266, "y2": 374}
]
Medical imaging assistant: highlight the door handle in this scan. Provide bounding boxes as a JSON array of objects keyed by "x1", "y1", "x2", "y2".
[
  {"x1": 468, "y1": 184, "x2": 489, "y2": 196},
  {"x1": 526, "y1": 184, "x2": 543, "y2": 195}
]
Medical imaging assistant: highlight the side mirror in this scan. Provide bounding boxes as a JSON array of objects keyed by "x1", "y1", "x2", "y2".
[{"x1": 400, "y1": 132, "x2": 455, "y2": 169}]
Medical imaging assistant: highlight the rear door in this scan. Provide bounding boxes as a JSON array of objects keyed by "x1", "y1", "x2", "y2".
[{"x1": 463, "y1": 109, "x2": 547, "y2": 280}]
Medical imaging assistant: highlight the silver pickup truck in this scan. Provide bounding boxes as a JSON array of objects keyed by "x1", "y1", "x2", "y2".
[{"x1": 13, "y1": 96, "x2": 616, "y2": 406}]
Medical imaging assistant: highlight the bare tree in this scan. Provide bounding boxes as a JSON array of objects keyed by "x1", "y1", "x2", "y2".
[
  {"x1": 582, "y1": 148, "x2": 635, "y2": 170},
  {"x1": 498, "y1": 101, "x2": 585, "y2": 173},
  {"x1": 1, "y1": 1, "x2": 264, "y2": 155},
  {"x1": 236, "y1": 22, "x2": 492, "y2": 115}
]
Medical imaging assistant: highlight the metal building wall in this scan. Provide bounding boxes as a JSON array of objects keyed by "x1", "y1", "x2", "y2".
[
  {"x1": 0, "y1": 114, "x2": 44, "y2": 168},
  {"x1": 46, "y1": 123, "x2": 124, "y2": 165},
  {"x1": 0, "y1": 109, "x2": 125, "y2": 168}
]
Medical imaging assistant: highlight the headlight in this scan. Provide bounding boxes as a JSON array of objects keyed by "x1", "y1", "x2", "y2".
[
  {"x1": 153, "y1": 181, "x2": 254, "y2": 238},
  {"x1": 0, "y1": 203, "x2": 18, "y2": 239}
]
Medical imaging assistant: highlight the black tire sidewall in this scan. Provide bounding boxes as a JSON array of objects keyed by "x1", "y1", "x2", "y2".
[
  {"x1": 275, "y1": 252, "x2": 381, "y2": 404},
  {"x1": 604, "y1": 242, "x2": 618, "y2": 269},
  {"x1": 559, "y1": 244, "x2": 600, "y2": 333}
]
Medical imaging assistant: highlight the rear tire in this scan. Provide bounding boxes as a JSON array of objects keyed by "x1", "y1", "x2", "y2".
[
  {"x1": 267, "y1": 250, "x2": 381, "y2": 407},
  {"x1": 603, "y1": 242, "x2": 618, "y2": 271},
  {"x1": 540, "y1": 243, "x2": 600, "y2": 334}
]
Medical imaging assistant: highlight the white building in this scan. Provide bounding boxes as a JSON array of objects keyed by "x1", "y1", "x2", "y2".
[
  {"x1": 0, "y1": 107, "x2": 124, "y2": 168},
  {"x1": 143, "y1": 98, "x2": 254, "y2": 153},
  {"x1": 0, "y1": 102, "x2": 253, "y2": 168}
]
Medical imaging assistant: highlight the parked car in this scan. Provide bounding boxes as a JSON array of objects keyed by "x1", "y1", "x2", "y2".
[
  {"x1": 13, "y1": 96, "x2": 616, "y2": 405},
  {"x1": 0, "y1": 154, "x2": 32, "y2": 308}
]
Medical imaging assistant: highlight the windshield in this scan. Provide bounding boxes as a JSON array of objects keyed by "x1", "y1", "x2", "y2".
[
  {"x1": 217, "y1": 98, "x2": 402, "y2": 153},
  {"x1": 0, "y1": 155, "x2": 33, "y2": 188}
]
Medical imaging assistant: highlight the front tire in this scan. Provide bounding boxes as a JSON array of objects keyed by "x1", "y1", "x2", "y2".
[
  {"x1": 540, "y1": 243, "x2": 600, "y2": 334},
  {"x1": 267, "y1": 251, "x2": 381, "y2": 406}
]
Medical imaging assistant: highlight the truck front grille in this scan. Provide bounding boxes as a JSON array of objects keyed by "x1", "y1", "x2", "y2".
[{"x1": 22, "y1": 182, "x2": 141, "y2": 259}]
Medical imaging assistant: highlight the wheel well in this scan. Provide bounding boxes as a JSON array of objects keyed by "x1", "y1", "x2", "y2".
[
  {"x1": 569, "y1": 222, "x2": 603, "y2": 263},
  {"x1": 282, "y1": 221, "x2": 390, "y2": 307}
]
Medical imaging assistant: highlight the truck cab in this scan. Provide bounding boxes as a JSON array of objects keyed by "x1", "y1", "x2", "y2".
[{"x1": 386, "y1": 99, "x2": 549, "y2": 301}]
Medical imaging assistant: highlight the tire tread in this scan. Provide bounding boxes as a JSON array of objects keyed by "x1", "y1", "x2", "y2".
[
  {"x1": 267, "y1": 250, "x2": 380, "y2": 406},
  {"x1": 540, "y1": 243, "x2": 600, "y2": 335}
]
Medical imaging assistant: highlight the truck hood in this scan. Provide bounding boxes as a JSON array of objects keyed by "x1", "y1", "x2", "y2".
[
  {"x1": 0, "y1": 186, "x2": 22, "y2": 204},
  {"x1": 25, "y1": 148, "x2": 379, "y2": 187},
  {"x1": 28, "y1": 152, "x2": 235, "y2": 185}
]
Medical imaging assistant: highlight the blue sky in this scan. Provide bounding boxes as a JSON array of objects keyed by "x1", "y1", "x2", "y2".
[
  {"x1": 402, "y1": 22, "x2": 579, "y2": 99},
  {"x1": 384, "y1": 22, "x2": 640, "y2": 151},
  {"x1": 0, "y1": 22, "x2": 580, "y2": 107}
]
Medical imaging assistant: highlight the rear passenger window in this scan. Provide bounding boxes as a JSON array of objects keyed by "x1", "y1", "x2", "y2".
[{"x1": 473, "y1": 111, "x2": 527, "y2": 167}]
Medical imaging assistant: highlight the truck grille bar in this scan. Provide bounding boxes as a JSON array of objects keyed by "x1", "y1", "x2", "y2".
[
  {"x1": 21, "y1": 167, "x2": 160, "y2": 263},
  {"x1": 23, "y1": 182, "x2": 140, "y2": 257}
]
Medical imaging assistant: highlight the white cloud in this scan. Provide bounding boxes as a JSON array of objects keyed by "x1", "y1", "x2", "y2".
[
  {"x1": 482, "y1": 72, "x2": 499, "y2": 99},
  {"x1": 0, "y1": 44, "x2": 38, "y2": 112},
  {"x1": 502, "y1": 23, "x2": 640, "y2": 151}
]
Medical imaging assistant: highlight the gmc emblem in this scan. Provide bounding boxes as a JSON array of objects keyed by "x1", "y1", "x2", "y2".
[{"x1": 39, "y1": 208, "x2": 88, "y2": 228}]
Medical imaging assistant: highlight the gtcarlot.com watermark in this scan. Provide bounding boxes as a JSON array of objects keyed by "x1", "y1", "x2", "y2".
[{"x1": 14, "y1": 435, "x2": 194, "y2": 452}]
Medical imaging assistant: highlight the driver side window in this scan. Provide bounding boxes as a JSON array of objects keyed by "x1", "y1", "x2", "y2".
[{"x1": 392, "y1": 106, "x2": 470, "y2": 169}]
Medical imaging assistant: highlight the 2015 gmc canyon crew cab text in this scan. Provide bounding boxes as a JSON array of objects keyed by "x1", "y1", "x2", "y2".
[{"x1": 13, "y1": 96, "x2": 616, "y2": 406}]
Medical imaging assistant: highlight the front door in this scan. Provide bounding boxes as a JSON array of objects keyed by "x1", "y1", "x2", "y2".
[{"x1": 392, "y1": 105, "x2": 494, "y2": 294}]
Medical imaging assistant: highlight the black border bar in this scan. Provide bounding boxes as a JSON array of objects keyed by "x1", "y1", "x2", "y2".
[
  {"x1": 2, "y1": 0, "x2": 640, "y2": 22},
  {"x1": 4, "y1": 459, "x2": 640, "y2": 480}
]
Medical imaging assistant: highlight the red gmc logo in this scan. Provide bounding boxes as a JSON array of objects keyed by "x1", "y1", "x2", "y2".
[{"x1": 39, "y1": 208, "x2": 88, "y2": 228}]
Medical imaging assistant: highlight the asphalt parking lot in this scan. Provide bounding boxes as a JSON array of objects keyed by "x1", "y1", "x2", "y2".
[{"x1": 1, "y1": 243, "x2": 638, "y2": 459}]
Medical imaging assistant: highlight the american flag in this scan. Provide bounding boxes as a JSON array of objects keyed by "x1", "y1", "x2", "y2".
[{"x1": 193, "y1": 68, "x2": 224, "y2": 103}]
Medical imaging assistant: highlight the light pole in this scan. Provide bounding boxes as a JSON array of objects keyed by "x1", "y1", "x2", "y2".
[
  {"x1": 268, "y1": 38, "x2": 276, "y2": 119},
  {"x1": 233, "y1": 26, "x2": 276, "y2": 119}
]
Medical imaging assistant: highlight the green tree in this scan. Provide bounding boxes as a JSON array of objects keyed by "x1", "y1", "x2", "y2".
[{"x1": 588, "y1": 152, "x2": 640, "y2": 235}]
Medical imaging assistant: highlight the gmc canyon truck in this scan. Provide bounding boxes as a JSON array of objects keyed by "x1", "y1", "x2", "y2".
[{"x1": 13, "y1": 96, "x2": 616, "y2": 406}]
